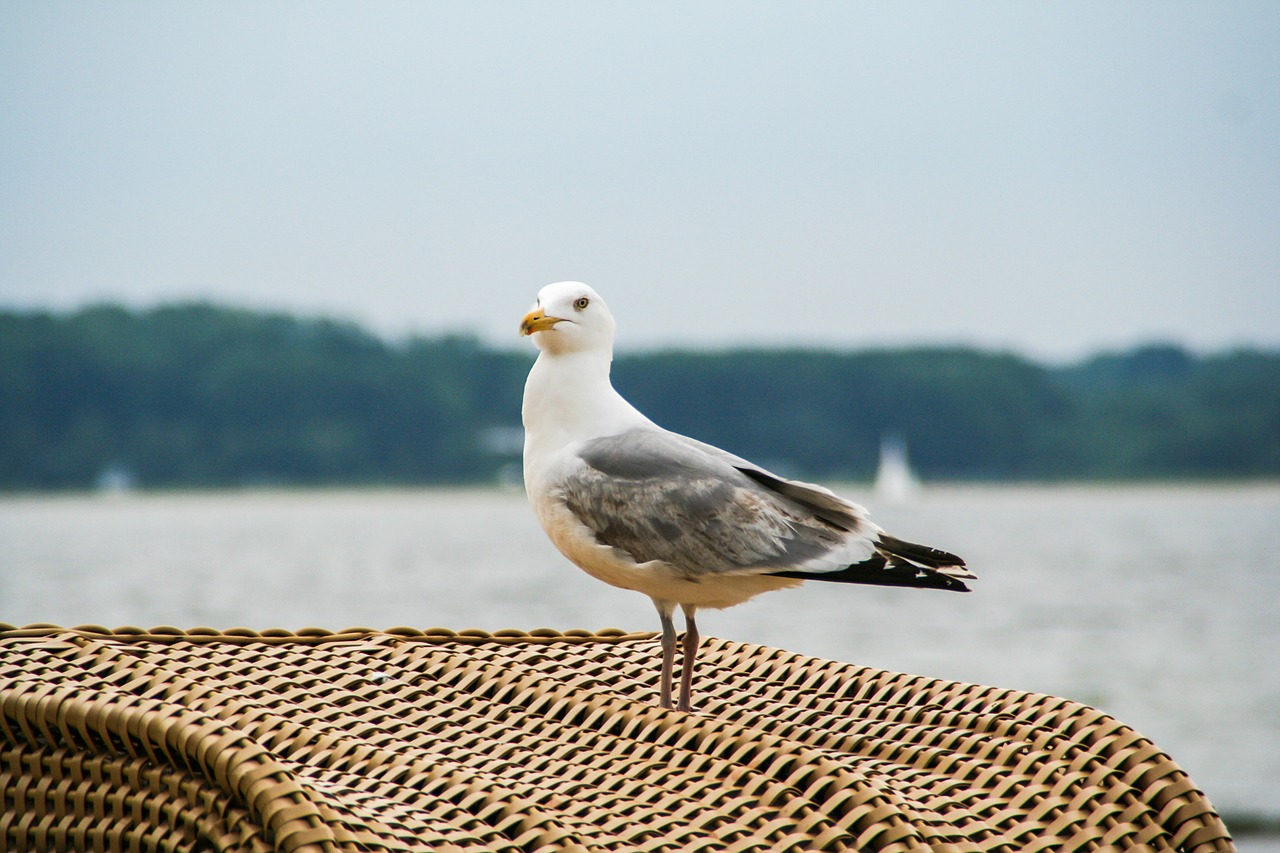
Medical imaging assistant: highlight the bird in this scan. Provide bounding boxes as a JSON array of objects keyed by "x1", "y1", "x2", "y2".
[{"x1": 519, "y1": 281, "x2": 975, "y2": 712}]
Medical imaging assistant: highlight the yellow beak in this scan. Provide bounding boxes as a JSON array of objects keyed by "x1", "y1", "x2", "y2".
[{"x1": 519, "y1": 308, "x2": 561, "y2": 336}]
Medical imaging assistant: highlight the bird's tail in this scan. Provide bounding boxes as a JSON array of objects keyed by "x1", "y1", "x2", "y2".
[
  {"x1": 878, "y1": 534, "x2": 975, "y2": 588},
  {"x1": 769, "y1": 534, "x2": 975, "y2": 592}
]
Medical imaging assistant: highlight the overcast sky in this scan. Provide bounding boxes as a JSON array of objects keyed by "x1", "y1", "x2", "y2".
[{"x1": 2, "y1": 2, "x2": 1277, "y2": 360}]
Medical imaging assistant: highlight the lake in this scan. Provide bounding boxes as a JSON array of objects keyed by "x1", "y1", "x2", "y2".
[{"x1": 2, "y1": 482, "x2": 1277, "y2": 842}]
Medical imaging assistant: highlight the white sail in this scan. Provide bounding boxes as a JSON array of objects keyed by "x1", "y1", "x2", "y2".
[{"x1": 874, "y1": 434, "x2": 919, "y2": 504}]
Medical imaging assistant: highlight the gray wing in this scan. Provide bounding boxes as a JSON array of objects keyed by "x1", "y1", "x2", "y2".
[
  {"x1": 663, "y1": 433, "x2": 870, "y2": 532},
  {"x1": 556, "y1": 428, "x2": 855, "y2": 577}
]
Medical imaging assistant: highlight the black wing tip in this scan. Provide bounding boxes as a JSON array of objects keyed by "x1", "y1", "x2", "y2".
[
  {"x1": 877, "y1": 533, "x2": 967, "y2": 569},
  {"x1": 769, "y1": 560, "x2": 973, "y2": 593}
]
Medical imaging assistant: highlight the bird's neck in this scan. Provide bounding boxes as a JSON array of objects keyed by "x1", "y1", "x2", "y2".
[{"x1": 522, "y1": 349, "x2": 650, "y2": 452}]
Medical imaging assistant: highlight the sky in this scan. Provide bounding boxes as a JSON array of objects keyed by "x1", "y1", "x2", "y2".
[{"x1": 1, "y1": 2, "x2": 1277, "y2": 361}]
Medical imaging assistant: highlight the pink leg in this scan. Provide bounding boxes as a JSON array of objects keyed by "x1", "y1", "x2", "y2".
[
  {"x1": 656, "y1": 603, "x2": 677, "y2": 710},
  {"x1": 677, "y1": 605, "x2": 699, "y2": 712}
]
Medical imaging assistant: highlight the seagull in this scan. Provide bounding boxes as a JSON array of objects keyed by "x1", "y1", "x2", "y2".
[{"x1": 520, "y1": 281, "x2": 975, "y2": 712}]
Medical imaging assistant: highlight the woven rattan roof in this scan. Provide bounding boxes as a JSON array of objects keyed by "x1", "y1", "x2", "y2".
[{"x1": 1, "y1": 624, "x2": 1232, "y2": 852}]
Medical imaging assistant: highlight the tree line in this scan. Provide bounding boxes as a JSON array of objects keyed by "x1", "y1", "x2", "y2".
[{"x1": 1, "y1": 303, "x2": 1276, "y2": 490}]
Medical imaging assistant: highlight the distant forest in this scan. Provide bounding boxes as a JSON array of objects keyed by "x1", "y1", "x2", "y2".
[{"x1": 2, "y1": 303, "x2": 1278, "y2": 490}]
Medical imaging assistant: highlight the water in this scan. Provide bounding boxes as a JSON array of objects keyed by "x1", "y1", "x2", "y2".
[{"x1": 2, "y1": 483, "x2": 1277, "y2": 840}]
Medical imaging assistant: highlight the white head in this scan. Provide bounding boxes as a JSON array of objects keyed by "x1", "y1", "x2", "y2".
[{"x1": 519, "y1": 281, "x2": 617, "y2": 356}]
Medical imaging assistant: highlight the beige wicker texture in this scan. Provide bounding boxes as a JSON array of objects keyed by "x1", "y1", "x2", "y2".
[{"x1": 1, "y1": 625, "x2": 1232, "y2": 853}]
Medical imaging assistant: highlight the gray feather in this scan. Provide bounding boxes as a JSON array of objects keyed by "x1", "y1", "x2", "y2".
[
  {"x1": 560, "y1": 429, "x2": 845, "y2": 576},
  {"x1": 661, "y1": 434, "x2": 866, "y2": 532}
]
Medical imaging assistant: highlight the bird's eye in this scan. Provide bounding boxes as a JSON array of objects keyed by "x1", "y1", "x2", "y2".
[{"x1": 573, "y1": 297, "x2": 590, "y2": 311}]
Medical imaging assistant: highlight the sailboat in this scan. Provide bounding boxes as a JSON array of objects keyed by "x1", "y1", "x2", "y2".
[{"x1": 874, "y1": 433, "x2": 919, "y2": 504}]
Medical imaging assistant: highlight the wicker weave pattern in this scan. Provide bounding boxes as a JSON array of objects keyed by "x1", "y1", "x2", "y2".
[{"x1": 1, "y1": 625, "x2": 1232, "y2": 852}]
